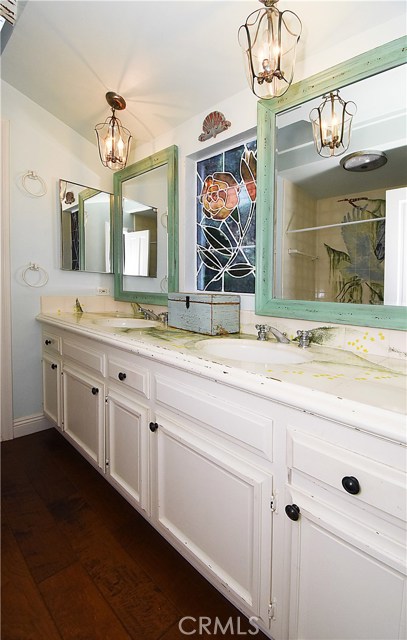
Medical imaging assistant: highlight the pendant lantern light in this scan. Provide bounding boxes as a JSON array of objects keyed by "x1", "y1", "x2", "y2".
[
  {"x1": 309, "y1": 90, "x2": 357, "y2": 158},
  {"x1": 95, "y1": 92, "x2": 132, "y2": 171},
  {"x1": 238, "y1": 0, "x2": 302, "y2": 100}
]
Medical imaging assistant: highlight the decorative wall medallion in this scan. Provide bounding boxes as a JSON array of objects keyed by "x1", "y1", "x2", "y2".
[
  {"x1": 65, "y1": 191, "x2": 75, "y2": 205},
  {"x1": 196, "y1": 139, "x2": 257, "y2": 293},
  {"x1": 198, "y1": 111, "x2": 231, "y2": 142}
]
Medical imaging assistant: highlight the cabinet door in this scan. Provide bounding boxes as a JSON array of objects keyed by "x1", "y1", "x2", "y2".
[
  {"x1": 151, "y1": 412, "x2": 273, "y2": 623},
  {"x1": 62, "y1": 365, "x2": 105, "y2": 469},
  {"x1": 284, "y1": 489, "x2": 407, "y2": 640},
  {"x1": 42, "y1": 354, "x2": 62, "y2": 429},
  {"x1": 106, "y1": 390, "x2": 149, "y2": 513}
]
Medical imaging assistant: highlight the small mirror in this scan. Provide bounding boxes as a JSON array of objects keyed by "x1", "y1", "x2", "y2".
[
  {"x1": 256, "y1": 38, "x2": 406, "y2": 329},
  {"x1": 113, "y1": 145, "x2": 178, "y2": 304},
  {"x1": 60, "y1": 180, "x2": 113, "y2": 273}
]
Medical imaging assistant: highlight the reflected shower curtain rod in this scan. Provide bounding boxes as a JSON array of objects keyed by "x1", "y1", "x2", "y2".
[{"x1": 286, "y1": 216, "x2": 385, "y2": 234}]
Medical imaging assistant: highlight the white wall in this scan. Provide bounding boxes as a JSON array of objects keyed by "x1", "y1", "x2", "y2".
[{"x1": 1, "y1": 81, "x2": 114, "y2": 421}]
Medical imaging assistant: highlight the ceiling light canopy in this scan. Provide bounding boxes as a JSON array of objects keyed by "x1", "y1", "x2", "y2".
[
  {"x1": 238, "y1": 0, "x2": 302, "y2": 100},
  {"x1": 95, "y1": 92, "x2": 132, "y2": 171},
  {"x1": 309, "y1": 90, "x2": 357, "y2": 158}
]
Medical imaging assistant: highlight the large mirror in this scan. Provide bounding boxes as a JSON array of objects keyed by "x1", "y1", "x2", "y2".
[
  {"x1": 60, "y1": 180, "x2": 113, "y2": 273},
  {"x1": 256, "y1": 37, "x2": 407, "y2": 329},
  {"x1": 113, "y1": 145, "x2": 178, "y2": 304}
]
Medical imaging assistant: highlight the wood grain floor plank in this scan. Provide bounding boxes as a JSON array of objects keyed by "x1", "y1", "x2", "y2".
[
  {"x1": 38, "y1": 562, "x2": 133, "y2": 640},
  {"x1": 1, "y1": 522, "x2": 62, "y2": 640},
  {"x1": 49, "y1": 493, "x2": 181, "y2": 639},
  {"x1": 2, "y1": 480, "x2": 76, "y2": 584}
]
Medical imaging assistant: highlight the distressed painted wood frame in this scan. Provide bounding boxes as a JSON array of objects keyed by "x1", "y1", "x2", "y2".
[
  {"x1": 113, "y1": 145, "x2": 179, "y2": 304},
  {"x1": 256, "y1": 37, "x2": 407, "y2": 330}
]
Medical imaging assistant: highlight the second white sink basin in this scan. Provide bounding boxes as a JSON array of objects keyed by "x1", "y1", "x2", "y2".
[
  {"x1": 92, "y1": 317, "x2": 159, "y2": 329},
  {"x1": 197, "y1": 338, "x2": 313, "y2": 365}
]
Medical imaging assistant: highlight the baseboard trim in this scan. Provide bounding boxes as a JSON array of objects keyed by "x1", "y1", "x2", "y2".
[{"x1": 13, "y1": 413, "x2": 53, "y2": 438}]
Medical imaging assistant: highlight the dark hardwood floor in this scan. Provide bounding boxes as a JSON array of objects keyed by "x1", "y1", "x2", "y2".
[{"x1": 1, "y1": 428, "x2": 269, "y2": 639}]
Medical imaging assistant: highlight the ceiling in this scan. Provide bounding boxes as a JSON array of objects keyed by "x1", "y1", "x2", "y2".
[{"x1": 1, "y1": 1, "x2": 406, "y2": 147}]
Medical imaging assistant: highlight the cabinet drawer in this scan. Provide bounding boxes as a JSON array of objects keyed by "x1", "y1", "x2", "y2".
[
  {"x1": 63, "y1": 338, "x2": 106, "y2": 375},
  {"x1": 155, "y1": 374, "x2": 273, "y2": 460},
  {"x1": 108, "y1": 358, "x2": 150, "y2": 399},
  {"x1": 287, "y1": 429, "x2": 406, "y2": 521},
  {"x1": 42, "y1": 330, "x2": 61, "y2": 355}
]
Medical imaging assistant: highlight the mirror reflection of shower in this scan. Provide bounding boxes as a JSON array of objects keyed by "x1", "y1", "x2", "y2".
[{"x1": 274, "y1": 65, "x2": 407, "y2": 305}]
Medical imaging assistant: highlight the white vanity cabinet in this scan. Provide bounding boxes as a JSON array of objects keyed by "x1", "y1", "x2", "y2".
[
  {"x1": 41, "y1": 330, "x2": 62, "y2": 429},
  {"x1": 281, "y1": 413, "x2": 407, "y2": 640},
  {"x1": 105, "y1": 349, "x2": 151, "y2": 513},
  {"x1": 59, "y1": 333, "x2": 151, "y2": 512},
  {"x1": 39, "y1": 319, "x2": 406, "y2": 640},
  {"x1": 150, "y1": 364, "x2": 275, "y2": 625},
  {"x1": 62, "y1": 335, "x2": 106, "y2": 469}
]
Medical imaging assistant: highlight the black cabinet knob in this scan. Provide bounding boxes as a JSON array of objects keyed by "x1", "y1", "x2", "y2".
[
  {"x1": 118, "y1": 372, "x2": 127, "y2": 381},
  {"x1": 149, "y1": 421, "x2": 159, "y2": 432},
  {"x1": 51, "y1": 363, "x2": 57, "y2": 370},
  {"x1": 91, "y1": 387, "x2": 99, "y2": 395},
  {"x1": 285, "y1": 504, "x2": 300, "y2": 521},
  {"x1": 45, "y1": 339, "x2": 52, "y2": 345},
  {"x1": 342, "y1": 476, "x2": 360, "y2": 495}
]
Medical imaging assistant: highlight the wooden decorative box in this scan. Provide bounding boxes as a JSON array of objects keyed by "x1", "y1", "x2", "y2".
[{"x1": 168, "y1": 293, "x2": 240, "y2": 335}]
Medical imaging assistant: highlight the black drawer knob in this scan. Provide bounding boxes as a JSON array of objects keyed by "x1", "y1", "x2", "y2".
[
  {"x1": 342, "y1": 476, "x2": 360, "y2": 495},
  {"x1": 45, "y1": 339, "x2": 52, "y2": 345},
  {"x1": 149, "y1": 422, "x2": 159, "y2": 432},
  {"x1": 91, "y1": 387, "x2": 99, "y2": 395},
  {"x1": 285, "y1": 504, "x2": 300, "y2": 521},
  {"x1": 118, "y1": 372, "x2": 127, "y2": 381},
  {"x1": 51, "y1": 363, "x2": 57, "y2": 370}
]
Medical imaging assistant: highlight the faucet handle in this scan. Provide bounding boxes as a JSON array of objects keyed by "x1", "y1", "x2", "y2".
[
  {"x1": 297, "y1": 330, "x2": 312, "y2": 348},
  {"x1": 158, "y1": 312, "x2": 168, "y2": 325},
  {"x1": 255, "y1": 324, "x2": 271, "y2": 340}
]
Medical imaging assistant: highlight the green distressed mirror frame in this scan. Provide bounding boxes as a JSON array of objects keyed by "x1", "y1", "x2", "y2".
[
  {"x1": 256, "y1": 37, "x2": 407, "y2": 330},
  {"x1": 113, "y1": 145, "x2": 179, "y2": 304}
]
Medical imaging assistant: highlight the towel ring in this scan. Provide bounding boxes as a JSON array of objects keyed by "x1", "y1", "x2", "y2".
[
  {"x1": 160, "y1": 275, "x2": 168, "y2": 292},
  {"x1": 22, "y1": 263, "x2": 49, "y2": 288},
  {"x1": 21, "y1": 171, "x2": 47, "y2": 197},
  {"x1": 161, "y1": 211, "x2": 168, "y2": 229}
]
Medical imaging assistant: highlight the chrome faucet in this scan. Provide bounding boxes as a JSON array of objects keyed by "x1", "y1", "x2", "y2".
[
  {"x1": 131, "y1": 302, "x2": 161, "y2": 322},
  {"x1": 255, "y1": 324, "x2": 290, "y2": 343},
  {"x1": 132, "y1": 302, "x2": 160, "y2": 321}
]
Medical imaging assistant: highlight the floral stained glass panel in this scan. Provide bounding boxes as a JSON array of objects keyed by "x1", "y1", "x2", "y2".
[{"x1": 196, "y1": 140, "x2": 257, "y2": 293}]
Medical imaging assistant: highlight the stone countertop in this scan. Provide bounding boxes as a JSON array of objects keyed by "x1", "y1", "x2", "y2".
[{"x1": 36, "y1": 312, "x2": 407, "y2": 442}]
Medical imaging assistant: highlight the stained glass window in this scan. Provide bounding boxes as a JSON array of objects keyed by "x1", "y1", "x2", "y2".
[{"x1": 196, "y1": 139, "x2": 257, "y2": 293}]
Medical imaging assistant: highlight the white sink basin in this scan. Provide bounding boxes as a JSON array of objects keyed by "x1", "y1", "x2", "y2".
[
  {"x1": 197, "y1": 338, "x2": 313, "y2": 365},
  {"x1": 92, "y1": 317, "x2": 158, "y2": 329}
]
